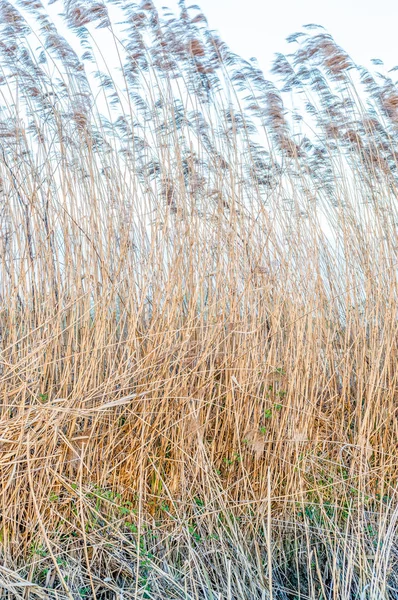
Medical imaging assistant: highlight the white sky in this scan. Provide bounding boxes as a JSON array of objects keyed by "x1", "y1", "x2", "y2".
[{"x1": 164, "y1": 0, "x2": 398, "y2": 76}]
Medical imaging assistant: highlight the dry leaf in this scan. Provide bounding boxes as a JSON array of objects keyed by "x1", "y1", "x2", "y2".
[
  {"x1": 90, "y1": 392, "x2": 147, "y2": 411},
  {"x1": 357, "y1": 435, "x2": 373, "y2": 460},
  {"x1": 291, "y1": 431, "x2": 308, "y2": 443},
  {"x1": 245, "y1": 429, "x2": 266, "y2": 458}
]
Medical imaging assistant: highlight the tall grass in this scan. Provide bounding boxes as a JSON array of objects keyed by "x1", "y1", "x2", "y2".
[{"x1": 0, "y1": 0, "x2": 398, "y2": 598}]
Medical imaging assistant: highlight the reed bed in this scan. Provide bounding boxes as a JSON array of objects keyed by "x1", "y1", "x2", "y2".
[{"x1": 0, "y1": 0, "x2": 398, "y2": 597}]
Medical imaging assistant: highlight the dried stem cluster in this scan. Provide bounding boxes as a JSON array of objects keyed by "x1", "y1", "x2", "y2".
[{"x1": 0, "y1": 1, "x2": 398, "y2": 598}]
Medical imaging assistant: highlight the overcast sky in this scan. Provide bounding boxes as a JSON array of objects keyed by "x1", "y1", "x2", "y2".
[{"x1": 163, "y1": 0, "x2": 398, "y2": 76}]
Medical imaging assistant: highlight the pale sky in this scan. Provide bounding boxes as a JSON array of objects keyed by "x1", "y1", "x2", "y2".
[{"x1": 164, "y1": 0, "x2": 398, "y2": 76}]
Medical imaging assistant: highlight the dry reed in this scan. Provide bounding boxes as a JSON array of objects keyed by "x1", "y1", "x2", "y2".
[{"x1": 0, "y1": 0, "x2": 397, "y2": 598}]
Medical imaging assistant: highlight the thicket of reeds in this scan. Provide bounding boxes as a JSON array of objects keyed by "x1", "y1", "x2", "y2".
[{"x1": 0, "y1": 0, "x2": 398, "y2": 597}]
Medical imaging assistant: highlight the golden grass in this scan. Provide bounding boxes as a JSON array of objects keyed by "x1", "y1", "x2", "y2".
[{"x1": 0, "y1": 0, "x2": 398, "y2": 597}]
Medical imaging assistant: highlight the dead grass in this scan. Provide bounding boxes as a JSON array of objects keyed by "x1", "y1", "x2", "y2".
[{"x1": 0, "y1": 0, "x2": 398, "y2": 598}]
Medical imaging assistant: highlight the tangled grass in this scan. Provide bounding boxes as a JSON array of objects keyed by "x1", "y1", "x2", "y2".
[{"x1": 0, "y1": 0, "x2": 398, "y2": 598}]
